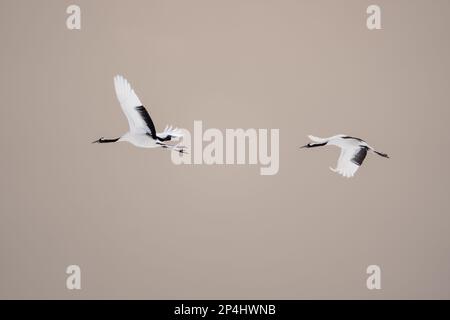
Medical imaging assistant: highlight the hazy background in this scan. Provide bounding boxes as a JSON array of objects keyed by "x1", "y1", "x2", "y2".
[{"x1": 1, "y1": 0, "x2": 449, "y2": 299}]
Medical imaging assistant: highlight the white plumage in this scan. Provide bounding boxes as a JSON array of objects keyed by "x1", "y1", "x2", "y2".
[
  {"x1": 301, "y1": 134, "x2": 389, "y2": 178},
  {"x1": 114, "y1": 74, "x2": 144, "y2": 134},
  {"x1": 93, "y1": 75, "x2": 185, "y2": 152}
]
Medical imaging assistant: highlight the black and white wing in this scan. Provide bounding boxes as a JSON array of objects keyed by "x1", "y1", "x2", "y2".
[
  {"x1": 330, "y1": 146, "x2": 368, "y2": 178},
  {"x1": 114, "y1": 75, "x2": 157, "y2": 138}
]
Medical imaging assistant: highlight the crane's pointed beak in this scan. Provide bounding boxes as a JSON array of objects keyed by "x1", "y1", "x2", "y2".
[
  {"x1": 299, "y1": 144, "x2": 309, "y2": 149},
  {"x1": 92, "y1": 137, "x2": 104, "y2": 144}
]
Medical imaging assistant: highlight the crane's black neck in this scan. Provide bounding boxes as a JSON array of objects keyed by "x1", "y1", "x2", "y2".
[
  {"x1": 93, "y1": 137, "x2": 120, "y2": 143},
  {"x1": 306, "y1": 142, "x2": 327, "y2": 148}
]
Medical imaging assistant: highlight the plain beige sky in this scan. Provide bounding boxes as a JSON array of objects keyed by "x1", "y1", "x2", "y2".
[{"x1": 0, "y1": 0, "x2": 450, "y2": 299}]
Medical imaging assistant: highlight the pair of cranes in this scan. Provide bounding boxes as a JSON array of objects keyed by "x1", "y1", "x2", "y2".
[{"x1": 93, "y1": 75, "x2": 389, "y2": 178}]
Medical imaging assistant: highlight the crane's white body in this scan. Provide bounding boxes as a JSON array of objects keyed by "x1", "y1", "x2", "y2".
[
  {"x1": 119, "y1": 125, "x2": 181, "y2": 149},
  {"x1": 119, "y1": 132, "x2": 160, "y2": 148}
]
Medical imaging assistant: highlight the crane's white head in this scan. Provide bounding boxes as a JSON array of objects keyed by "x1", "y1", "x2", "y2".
[{"x1": 300, "y1": 134, "x2": 350, "y2": 148}]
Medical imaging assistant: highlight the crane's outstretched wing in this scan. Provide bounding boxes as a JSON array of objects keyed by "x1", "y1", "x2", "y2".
[
  {"x1": 114, "y1": 75, "x2": 157, "y2": 137},
  {"x1": 330, "y1": 146, "x2": 367, "y2": 178}
]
